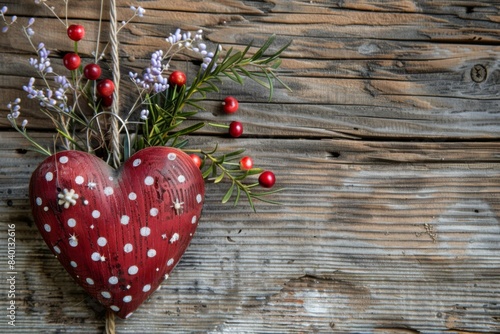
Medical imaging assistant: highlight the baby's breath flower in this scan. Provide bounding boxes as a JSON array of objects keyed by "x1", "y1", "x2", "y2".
[
  {"x1": 166, "y1": 28, "x2": 217, "y2": 71},
  {"x1": 130, "y1": 50, "x2": 169, "y2": 93},
  {"x1": 137, "y1": 6, "x2": 145, "y2": 17},
  {"x1": 6, "y1": 98, "x2": 22, "y2": 121},
  {"x1": 130, "y1": 5, "x2": 145, "y2": 18},
  {"x1": 140, "y1": 109, "x2": 149, "y2": 120},
  {"x1": 29, "y1": 44, "x2": 52, "y2": 74}
]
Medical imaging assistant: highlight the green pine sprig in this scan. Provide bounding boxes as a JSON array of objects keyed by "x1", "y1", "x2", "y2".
[
  {"x1": 186, "y1": 145, "x2": 285, "y2": 211},
  {"x1": 134, "y1": 35, "x2": 291, "y2": 154}
]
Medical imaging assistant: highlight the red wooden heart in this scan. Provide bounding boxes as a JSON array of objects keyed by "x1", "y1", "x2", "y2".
[{"x1": 29, "y1": 147, "x2": 205, "y2": 318}]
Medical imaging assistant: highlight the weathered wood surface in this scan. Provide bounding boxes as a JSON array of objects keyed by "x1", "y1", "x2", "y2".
[{"x1": 1, "y1": 0, "x2": 499, "y2": 333}]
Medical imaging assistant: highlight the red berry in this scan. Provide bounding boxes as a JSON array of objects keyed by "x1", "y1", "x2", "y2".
[
  {"x1": 168, "y1": 70, "x2": 187, "y2": 87},
  {"x1": 259, "y1": 171, "x2": 276, "y2": 188},
  {"x1": 189, "y1": 154, "x2": 202, "y2": 169},
  {"x1": 239, "y1": 156, "x2": 253, "y2": 170},
  {"x1": 97, "y1": 79, "x2": 115, "y2": 97},
  {"x1": 63, "y1": 53, "x2": 81, "y2": 71},
  {"x1": 83, "y1": 63, "x2": 102, "y2": 80},
  {"x1": 67, "y1": 24, "x2": 85, "y2": 42},
  {"x1": 222, "y1": 96, "x2": 239, "y2": 114},
  {"x1": 101, "y1": 95, "x2": 113, "y2": 107},
  {"x1": 228, "y1": 121, "x2": 243, "y2": 138}
]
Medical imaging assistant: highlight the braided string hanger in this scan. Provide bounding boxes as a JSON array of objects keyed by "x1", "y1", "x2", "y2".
[
  {"x1": 109, "y1": 0, "x2": 121, "y2": 168},
  {"x1": 105, "y1": 1, "x2": 119, "y2": 332}
]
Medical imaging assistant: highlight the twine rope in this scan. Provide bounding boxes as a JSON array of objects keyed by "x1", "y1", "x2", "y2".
[
  {"x1": 104, "y1": 1, "x2": 119, "y2": 331},
  {"x1": 109, "y1": 0, "x2": 121, "y2": 168},
  {"x1": 105, "y1": 309, "x2": 116, "y2": 334}
]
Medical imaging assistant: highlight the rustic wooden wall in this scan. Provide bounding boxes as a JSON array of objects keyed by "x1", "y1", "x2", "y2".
[{"x1": 1, "y1": 0, "x2": 500, "y2": 333}]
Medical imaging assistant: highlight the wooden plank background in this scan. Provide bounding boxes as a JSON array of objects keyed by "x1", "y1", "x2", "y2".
[{"x1": 1, "y1": 0, "x2": 499, "y2": 332}]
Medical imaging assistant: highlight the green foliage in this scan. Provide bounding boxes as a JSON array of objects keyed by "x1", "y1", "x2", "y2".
[
  {"x1": 129, "y1": 35, "x2": 290, "y2": 208},
  {"x1": 135, "y1": 35, "x2": 290, "y2": 152}
]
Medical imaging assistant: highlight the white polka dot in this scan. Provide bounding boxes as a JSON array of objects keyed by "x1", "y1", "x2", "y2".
[
  {"x1": 44, "y1": 224, "x2": 51, "y2": 232},
  {"x1": 44, "y1": 206, "x2": 49, "y2": 212},
  {"x1": 150, "y1": 208, "x2": 158, "y2": 217},
  {"x1": 59, "y1": 156, "x2": 68, "y2": 164},
  {"x1": 97, "y1": 237, "x2": 107, "y2": 247},
  {"x1": 177, "y1": 175, "x2": 186, "y2": 183},
  {"x1": 140, "y1": 227, "x2": 151, "y2": 237},
  {"x1": 120, "y1": 215, "x2": 130, "y2": 225},
  {"x1": 143, "y1": 284, "x2": 151, "y2": 292},
  {"x1": 170, "y1": 233, "x2": 179, "y2": 243},
  {"x1": 75, "y1": 175, "x2": 84, "y2": 184},
  {"x1": 67, "y1": 218, "x2": 76, "y2": 228},
  {"x1": 104, "y1": 187, "x2": 114, "y2": 196},
  {"x1": 125, "y1": 312, "x2": 133, "y2": 319},
  {"x1": 92, "y1": 210, "x2": 100, "y2": 218},
  {"x1": 101, "y1": 291, "x2": 111, "y2": 299},
  {"x1": 196, "y1": 194, "x2": 202, "y2": 203},
  {"x1": 109, "y1": 176, "x2": 113, "y2": 181},
  {"x1": 191, "y1": 216, "x2": 197, "y2": 224},
  {"x1": 69, "y1": 239, "x2": 78, "y2": 247},
  {"x1": 133, "y1": 159, "x2": 141, "y2": 167},
  {"x1": 168, "y1": 153, "x2": 176, "y2": 160},
  {"x1": 124, "y1": 243, "x2": 133, "y2": 253},
  {"x1": 167, "y1": 258, "x2": 174, "y2": 266},
  {"x1": 84, "y1": 200, "x2": 89, "y2": 205},
  {"x1": 110, "y1": 305, "x2": 120, "y2": 312},
  {"x1": 36, "y1": 197, "x2": 42, "y2": 206},
  {"x1": 45, "y1": 172, "x2": 53, "y2": 181},
  {"x1": 123, "y1": 295, "x2": 132, "y2": 303},
  {"x1": 147, "y1": 249, "x2": 156, "y2": 258},
  {"x1": 128, "y1": 265, "x2": 138, "y2": 275},
  {"x1": 128, "y1": 192, "x2": 137, "y2": 200},
  {"x1": 144, "y1": 176, "x2": 154, "y2": 186},
  {"x1": 108, "y1": 276, "x2": 118, "y2": 284},
  {"x1": 70, "y1": 261, "x2": 77, "y2": 268},
  {"x1": 52, "y1": 246, "x2": 61, "y2": 254},
  {"x1": 86, "y1": 278, "x2": 94, "y2": 285},
  {"x1": 91, "y1": 252, "x2": 101, "y2": 261}
]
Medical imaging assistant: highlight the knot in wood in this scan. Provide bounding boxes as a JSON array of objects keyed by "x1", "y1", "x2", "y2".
[{"x1": 471, "y1": 64, "x2": 487, "y2": 83}]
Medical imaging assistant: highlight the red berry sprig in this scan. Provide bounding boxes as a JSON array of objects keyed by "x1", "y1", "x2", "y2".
[
  {"x1": 67, "y1": 24, "x2": 85, "y2": 42},
  {"x1": 222, "y1": 96, "x2": 238, "y2": 114},
  {"x1": 228, "y1": 121, "x2": 243, "y2": 138},
  {"x1": 97, "y1": 79, "x2": 115, "y2": 97},
  {"x1": 63, "y1": 53, "x2": 81, "y2": 71},
  {"x1": 100, "y1": 95, "x2": 114, "y2": 108},
  {"x1": 169, "y1": 70, "x2": 187, "y2": 87},
  {"x1": 189, "y1": 154, "x2": 202, "y2": 169},
  {"x1": 239, "y1": 156, "x2": 253, "y2": 170},
  {"x1": 84, "y1": 63, "x2": 102, "y2": 80},
  {"x1": 258, "y1": 171, "x2": 276, "y2": 188}
]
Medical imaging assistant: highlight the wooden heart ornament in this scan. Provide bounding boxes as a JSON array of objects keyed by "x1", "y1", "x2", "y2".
[{"x1": 29, "y1": 147, "x2": 205, "y2": 318}]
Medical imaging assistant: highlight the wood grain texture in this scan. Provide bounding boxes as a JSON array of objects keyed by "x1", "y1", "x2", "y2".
[{"x1": 0, "y1": 0, "x2": 499, "y2": 333}]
